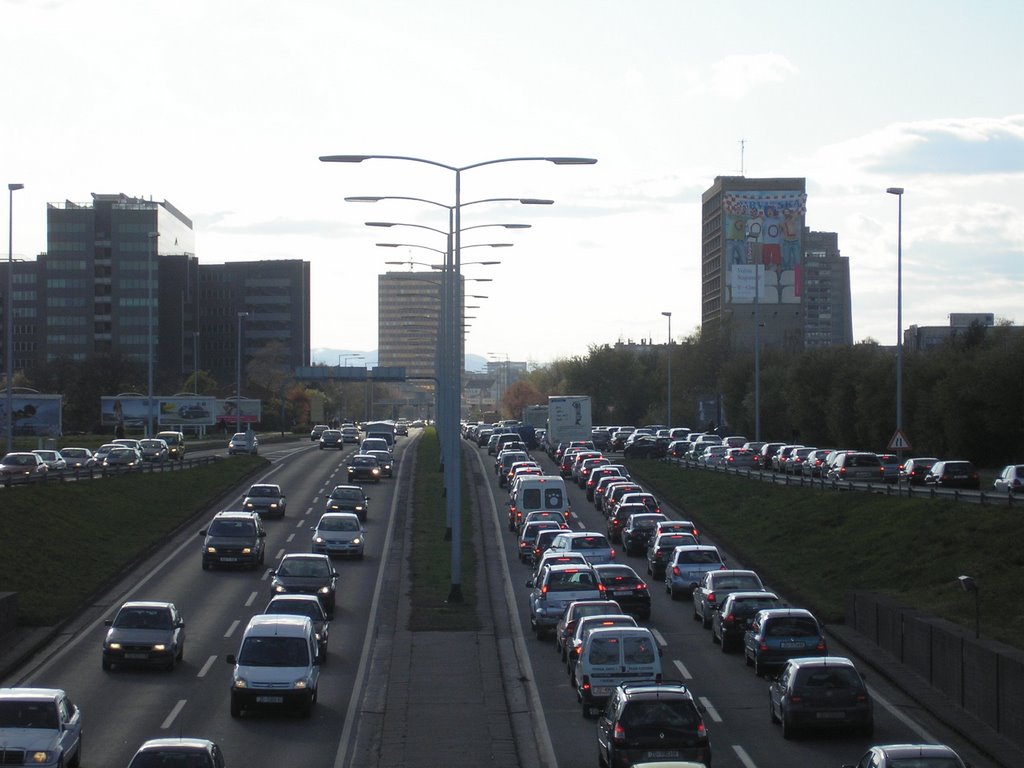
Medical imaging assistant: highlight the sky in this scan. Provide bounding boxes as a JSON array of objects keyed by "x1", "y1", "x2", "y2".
[{"x1": 3, "y1": 0, "x2": 1023, "y2": 369}]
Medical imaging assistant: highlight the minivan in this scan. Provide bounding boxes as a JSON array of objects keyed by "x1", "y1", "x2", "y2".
[
  {"x1": 508, "y1": 475, "x2": 570, "y2": 531},
  {"x1": 226, "y1": 614, "x2": 320, "y2": 717},
  {"x1": 576, "y1": 626, "x2": 662, "y2": 717}
]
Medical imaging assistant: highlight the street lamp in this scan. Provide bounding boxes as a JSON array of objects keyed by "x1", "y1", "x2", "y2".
[
  {"x1": 147, "y1": 231, "x2": 159, "y2": 438},
  {"x1": 322, "y1": 153, "x2": 596, "y2": 602},
  {"x1": 193, "y1": 332, "x2": 200, "y2": 395},
  {"x1": 339, "y1": 353, "x2": 364, "y2": 367},
  {"x1": 661, "y1": 312, "x2": 672, "y2": 426},
  {"x1": 5, "y1": 183, "x2": 24, "y2": 455},
  {"x1": 887, "y1": 187, "x2": 905, "y2": 458},
  {"x1": 958, "y1": 575, "x2": 979, "y2": 639},
  {"x1": 236, "y1": 312, "x2": 249, "y2": 434}
]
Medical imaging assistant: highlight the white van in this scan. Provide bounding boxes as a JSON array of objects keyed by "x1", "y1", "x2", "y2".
[
  {"x1": 576, "y1": 626, "x2": 662, "y2": 717},
  {"x1": 226, "y1": 614, "x2": 320, "y2": 718},
  {"x1": 508, "y1": 475, "x2": 570, "y2": 531}
]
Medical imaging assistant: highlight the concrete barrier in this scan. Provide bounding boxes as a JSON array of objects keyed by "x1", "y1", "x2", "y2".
[{"x1": 0, "y1": 593, "x2": 17, "y2": 638}]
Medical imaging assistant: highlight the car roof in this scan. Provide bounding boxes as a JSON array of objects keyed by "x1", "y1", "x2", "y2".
[
  {"x1": 118, "y1": 600, "x2": 174, "y2": 610},
  {"x1": 784, "y1": 655, "x2": 857, "y2": 670},
  {"x1": 755, "y1": 607, "x2": 817, "y2": 620},
  {"x1": 244, "y1": 614, "x2": 312, "y2": 635},
  {"x1": 134, "y1": 738, "x2": 216, "y2": 752},
  {"x1": 0, "y1": 687, "x2": 66, "y2": 701},
  {"x1": 875, "y1": 744, "x2": 964, "y2": 759},
  {"x1": 213, "y1": 510, "x2": 259, "y2": 520},
  {"x1": 279, "y1": 553, "x2": 332, "y2": 563}
]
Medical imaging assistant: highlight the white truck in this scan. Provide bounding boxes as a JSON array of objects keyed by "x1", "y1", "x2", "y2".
[
  {"x1": 546, "y1": 395, "x2": 592, "y2": 454},
  {"x1": 522, "y1": 405, "x2": 549, "y2": 431}
]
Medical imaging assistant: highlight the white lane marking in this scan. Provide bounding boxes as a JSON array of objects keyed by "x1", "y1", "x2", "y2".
[
  {"x1": 197, "y1": 656, "x2": 217, "y2": 678},
  {"x1": 732, "y1": 744, "x2": 758, "y2": 768},
  {"x1": 244, "y1": 591, "x2": 258, "y2": 607},
  {"x1": 575, "y1": 520, "x2": 585, "y2": 530},
  {"x1": 295, "y1": 518, "x2": 305, "y2": 529},
  {"x1": 286, "y1": 533, "x2": 295, "y2": 543},
  {"x1": 672, "y1": 659, "x2": 693, "y2": 680},
  {"x1": 161, "y1": 700, "x2": 187, "y2": 729},
  {"x1": 224, "y1": 620, "x2": 239, "y2": 638},
  {"x1": 275, "y1": 548, "x2": 285, "y2": 559},
  {"x1": 869, "y1": 684, "x2": 939, "y2": 742},
  {"x1": 650, "y1": 628, "x2": 667, "y2": 646},
  {"x1": 698, "y1": 695, "x2": 721, "y2": 723}
]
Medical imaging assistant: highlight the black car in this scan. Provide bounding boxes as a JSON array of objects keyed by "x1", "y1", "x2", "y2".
[
  {"x1": 199, "y1": 511, "x2": 266, "y2": 570},
  {"x1": 924, "y1": 460, "x2": 980, "y2": 490},
  {"x1": 623, "y1": 436, "x2": 668, "y2": 459},
  {"x1": 270, "y1": 553, "x2": 339, "y2": 617},
  {"x1": 319, "y1": 429, "x2": 344, "y2": 449},
  {"x1": 592, "y1": 564, "x2": 651, "y2": 621},
  {"x1": 620, "y1": 512, "x2": 668, "y2": 556},
  {"x1": 711, "y1": 591, "x2": 783, "y2": 651},
  {"x1": 769, "y1": 656, "x2": 873, "y2": 738},
  {"x1": 346, "y1": 454, "x2": 381, "y2": 483},
  {"x1": 645, "y1": 532, "x2": 699, "y2": 580},
  {"x1": 326, "y1": 484, "x2": 370, "y2": 521},
  {"x1": 596, "y1": 681, "x2": 711, "y2": 768},
  {"x1": 264, "y1": 594, "x2": 331, "y2": 658}
]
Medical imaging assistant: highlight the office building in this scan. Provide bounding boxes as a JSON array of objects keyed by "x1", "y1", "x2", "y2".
[{"x1": 801, "y1": 229, "x2": 853, "y2": 347}]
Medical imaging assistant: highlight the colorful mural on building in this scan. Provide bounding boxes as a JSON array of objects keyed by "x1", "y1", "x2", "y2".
[{"x1": 724, "y1": 190, "x2": 807, "y2": 305}]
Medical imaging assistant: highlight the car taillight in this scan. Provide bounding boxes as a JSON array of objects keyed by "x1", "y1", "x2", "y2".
[
  {"x1": 816, "y1": 638, "x2": 827, "y2": 651},
  {"x1": 759, "y1": 642, "x2": 768, "y2": 651},
  {"x1": 788, "y1": 694, "x2": 802, "y2": 704},
  {"x1": 609, "y1": 549, "x2": 616, "y2": 559},
  {"x1": 597, "y1": 583, "x2": 606, "y2": 592},
  {"x1": 724, "y1": 613, "x2": 734, "y2": 625},
  {"x1": 541, "y1": 585, "x2": 548, "y2": 595},
  {"x1": 697, "y1": 721, "x2": 706, "y2": 738},
  {"x1": 855, "y1": 693, "x2": 867, "y2": 702},
  {"x1": 672, "y1": 566, "x2": 681, "y2": 576},
  {"x1": 581, "y1": 675, "x2": 590, "y2": 692},
  {"x1": 612, "y1": 722, "x2": 626, "y2": 743}
]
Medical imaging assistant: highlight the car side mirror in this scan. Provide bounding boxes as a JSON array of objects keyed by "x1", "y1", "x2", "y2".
[
  {"x1": 526, "y1": 579, "x2": 534, "y2": 588},
  {"x1": 259, "y1": 531, "x2": 267, "y2": 538},
  {"x1": 226, "y1": 655, "x2": 236, "y2": 665},
  {"x1": 104, "y1": 619, "x2": 112, "y2": 627},
  {"x1": 177, "y1": 620, "x2": 185, "y2": 628},
  {"x1": 198, "y1": 529, "x2": 207, "y2": 536},
  {"x1": 332, "y1": 571, "x2": 339, "y2": 577}
]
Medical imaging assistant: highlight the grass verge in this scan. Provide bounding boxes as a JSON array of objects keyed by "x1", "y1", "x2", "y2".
[
  {"x1": 408, "y1": 428, "x2": 479, "y2": 631},
  {"x1": 0, "y1": 456, "x2": 267, "y2": 625},
  {"x1": 627, "y1": 460, "x2": 1024, "y2": 650}
]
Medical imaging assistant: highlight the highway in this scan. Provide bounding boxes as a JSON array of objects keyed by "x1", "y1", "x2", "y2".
[
  {"x1": 466, "y1": 443, "x2": 997, "y2": 768},
  {"x1": 5, "y1": 435, "x2": 412, "y2": 768}
]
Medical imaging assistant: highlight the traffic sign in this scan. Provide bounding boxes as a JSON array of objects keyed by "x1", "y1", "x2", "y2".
[{"x1": 888, "y1": 429, "x2": 912, "y2": 451}]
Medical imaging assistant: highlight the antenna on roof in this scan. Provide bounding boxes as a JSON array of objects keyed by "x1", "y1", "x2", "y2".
[{"x1": 739, "y1": 138, "x2": 747, "y2": 177}]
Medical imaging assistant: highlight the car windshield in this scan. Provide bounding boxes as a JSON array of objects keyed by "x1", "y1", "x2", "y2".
[
  {"x1": 331, "y1": 488, "x2": 363, "y2": 501},
  {"x1": 62, "y1": 449, "x2": 87, "y2": 457},
  {"x1": 352, "y1": 457, "x2": 376, "y2": 466},
  {"x1": 277, "y1": 559, "x2": 331, "y2": 578},
  {"x1": 208, "y1": 520, "x2": 255, "y2": 537},
  {"x1": 620, "y1": 700, "x2": 700, "y2": 729},
  {"x1": 3, "y1": 454, "x2": 35, "y2": 466},
  {"x1": 128, "y1": 749, "x2": 213, "y2": 768},
  {"x1": 114, "y1": 608, "x2": 172, "y2": 629},
  {"x1": 0, "y1": 701, "x2": 59, "y2": 729},
  {"x1": 886, "y1": 759, "x2": 963, "y2": 768},
  {"x1": 248, "y1": 486, "x2": 277, "y2": 497},
  {"x1": 237, "y1": 636, "x2": 309, "y2": 667},
  {"x1": 140, "y1": 441, "x2": 162, "y2": 449},
  {"x1": 319, "y1": 517, "x2": 359, "y2": 532},
  {"x1": 35, "y1": 451, "x2": 58, "y2": 460}
]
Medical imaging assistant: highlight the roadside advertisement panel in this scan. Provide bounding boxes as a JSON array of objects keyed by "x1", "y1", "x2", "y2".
[
  {"x1": 215, "y1": 398, "x2": 261, "y2": 426},
  {"x1": 724, "y1": 190, "x2": 807, "y2": 306},
  {"x1": 101, "y1": 396, "x2": 260, "y2": 427},
  {"x1": 0, "y1": 394, "x2": 63, "y2": 436},
  {"x1": 159, "y1": 398, "x2": 217, "y2": 426}
]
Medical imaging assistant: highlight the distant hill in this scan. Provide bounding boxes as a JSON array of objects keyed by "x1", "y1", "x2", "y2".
[{"x1": 311, "y1": 348, "x2": 489, "y2": 373}]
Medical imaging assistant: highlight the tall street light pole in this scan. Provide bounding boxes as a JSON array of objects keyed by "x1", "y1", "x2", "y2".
[
  {"x1": 887, "y1": 187, "x2": 905, "y2": 458},
  {"x1": 147, "y1": 231, "x2": 159, "y2": 438},
  {"x1": 661, "y1": 312, "x2": 672, "y2": 426},
  {"x1": 323, "y1": 154, "x2": 595, "y2": 602},
  {"x1": 193, "y1": 332, "x2": 200, "y2": 395},
  {"x1": 5, "y1": 183, "x2": 24, "y2": 455},
  {"x1": 236, "y1": 311, "x2": 249, "y2": 434}
]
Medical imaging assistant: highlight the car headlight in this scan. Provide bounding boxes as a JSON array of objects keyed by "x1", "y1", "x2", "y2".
[
  {"x1": 233, "y1": 678, "x2": 247, "y2": 689},
  {"x1": 355, "y1": 505, "x2": 364, "y2": 512},
  {"x1": 274, "y1": 584, "x2": 286, "y2": 593},
  {"x1": 242, "y1": 547, "x2": 254, "y2": 555},
  {"x1": 293, "y1": 679, "x2": 308, "y2": 689},
  {"x1": 269, "y1": 503, "x2": 278, "y2": 509},
  {"x1": 351, "y1": 537, "x2": 361, "y2": 545},
  {"x1": 314, "y1": 536, "x2": 325, "y2": 543},
  {"x1": 206, "y1": 546, "x2": 218, "y2": 554},
  {"x1": 29, "y1": 750, "x2": 53, "y2": 764},
  {"x1": 107, "y1": 642, "x2": 122, "y2": 650},
  {"x1": 372, "y1": 469, "x2": 380, "y2": 475},
  {"x1": 318, "y1": 586, "x2": 330, "y2": 595},
  {"x1": 152, "y1": 643, "x2": 167, "y2": 652},
  {"x1": 244, "y1": 502, "x2": 254, "y2": 509}
]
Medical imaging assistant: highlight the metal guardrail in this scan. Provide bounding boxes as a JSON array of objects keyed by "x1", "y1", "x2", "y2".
[
  {"x1": 1, "y1": 455, "x2": 222, "y2": 489},
  {"x1": 659, "y1": 456, "x2": 1023, "y2": 508}
]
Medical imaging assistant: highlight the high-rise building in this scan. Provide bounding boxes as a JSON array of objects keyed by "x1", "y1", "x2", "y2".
[
  {"x1": 378, "y1": 271, "x2": 464, "y2": 381},
  {"x1": 701, "y1": 176, "x2": 851, "y2": 351},
  {"x1": 0, "y1": 193, "x2": 310, "y2": 386}
]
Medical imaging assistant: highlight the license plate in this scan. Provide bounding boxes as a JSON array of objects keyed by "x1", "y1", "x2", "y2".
[
  {"x1": 591, "y1": 686, "x2": 611, "y2": 696},
  {"x1": 816, "y1": 711, "x2": 847, "y2": 719},
  {"x1": 780, "y1": 641, "x2": 804, "y2": 648},
  {"x1": 220, "y1": 557, "x2": 238, "y2": 562},
  {"x1": 613, "y1": 590, "x2": 633, "y2": 597},
  {"x1": 124, "y1": 653, "x2": 148, "y2": 659},
  {"x1": 645, "y1": 751, "x2": 681, "y2": 760},
  {"x1": 256, "y1": 696, "x2": 284, "y2": 704}
]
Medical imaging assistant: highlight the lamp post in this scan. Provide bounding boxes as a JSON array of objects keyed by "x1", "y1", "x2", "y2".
[
  {"x1": 323, "y1": 154, "x2": 595, "y2": 602},
  {"x1": 236, "y1": 312, "x2": 249, "y2": 434},
  {"x1": 958, "y1": 575, "x2": 979, "y2": 639},
  {"x1": 340, "y1": 353, "x2": 364, "y2": 367},
  {"x1": 192, "y1": 332, "x2": 200, "y2": 396},
  {"x1": 5, "y1": 183, "x2": 24, "y2": 455},
  {"x1": 147, "y1": 232, "x2": 159, "y2": 438},
  {"x1": 661, "y1": 312, "x2": 672, "y2": 426},
  {"x1": 887, "y1": 187, "x2": 905, "y2": 457}
]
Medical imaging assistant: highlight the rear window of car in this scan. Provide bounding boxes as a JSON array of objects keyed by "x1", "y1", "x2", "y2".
[
  {"x1": 621, "y1": 699, "x2": 700, "y2": 728},
  {"x1": 766, "y1": 617, "x2": 820, "y2": 636},
  {"x1": 796, "y1": 667, "x2": 861, "y2": 689},
  {"x1": 848, "y1": 453, "x2": 881, "y2": 466},
  {"x1": 716, "y1": 574, "x2": 762, "y2": 590},
  {"x1": 622, "y1": 635, "x2": 656, "y2": 664},
  {"x1": 572, "y1": 536, "x2": 610, "y2": 551},
  {"x1": 676, "y1": 550, "x2": 722, "y2": 564},
  {"x1": 548, "y1": 570, "x2": 598, "y2": 591}
]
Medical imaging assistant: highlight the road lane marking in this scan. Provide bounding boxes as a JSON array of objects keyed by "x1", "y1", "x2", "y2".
[
  {"x1": 224, "y1": 620, "x2": 239, "y2": 638},
  {"x1": 672, "y1": 659, "x2": 693, "y2": 679},
  {"x1": 287, "y1": 533, "x2": 295, "y2": 543},
  {"x1": 197, "y1": 656, "x2": 217, "y2": 678},
  {"x1": 650, "y1": 628, "x2": 667, "y2": 646},
  {"x1": 869, "y1": 684, "x2": 939, "y2": 742},
  {"x1": 275, "y1": 548, "x2": 286, "y2": 559},
  {"x1": 245, "y1": 591, "x2": 258, "y2": 607},
  {"x1": 161, "y1": 700, "x2": 186, "y2": 729},
  {"x1": 295, "y1": 518, "x2": 305, "y2": 528},
  {"x1": 733, "y1": 745, "x2": 758, "y2": 768},
  {"x1": 698, "y1": 696, "x2": 721, "y2": 723}
]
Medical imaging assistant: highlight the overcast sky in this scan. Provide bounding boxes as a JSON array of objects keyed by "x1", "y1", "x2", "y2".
[{"x1": 3, "y1": 0, "x2": 1022, "y2": 367}]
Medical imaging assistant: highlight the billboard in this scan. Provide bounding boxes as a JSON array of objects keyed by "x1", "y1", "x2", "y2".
[
  {"x1": 0, "y1": 394, "x2": 63, "y2": 436},
  {"x1": 101, "y1": 396, "x2": 261, "y2": 427},
  {"x1": 724, "y1": 190, "x2": 806, "y2": 306}
]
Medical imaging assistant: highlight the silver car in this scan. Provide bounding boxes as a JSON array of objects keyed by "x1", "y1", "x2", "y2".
[
  {"x1": 311, "y1": 512, "x2": 365, "y2": 559},
  {"x1": 102, "y1": 600, "x2": 186, "y2": 671},
  {"x1": 0, "y1": 688, "x2": 83, "y2": 768},
  {"x1": 242, "y1": 483, "x2": 287, "y2": 519}
]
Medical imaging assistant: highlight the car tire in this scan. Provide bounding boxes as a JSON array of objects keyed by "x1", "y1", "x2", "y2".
[
  {"x1": 701, "y1": 608, "x2": 711, "y2": 629},
  {"x1": 769, "y1": 698, "x2": 780, "y2": 723},
  {"x1": 711, "y1": 627, "x2": 720, "y2": 644},
  {"x1": 754, "y1": 656, "x2": 765, "y2": 677},
  {"x1": 669, "y1": 586, "x2": 679, "y2": 601},
  {"x1": 177, "y1": 642, "x2": 184, "y2": 661},
  {"x1": 720, "y1": 635, "x2": 731, "y2": 653},
  {"x1": 745, "y1": 650, "x2": 753, "y2": 667},
  {"x1": 781, "y1": 715, "x2": 796, "y2": 740},
  {"x1": 69, "y1": 734, "x2": 82, "y2": 768}
]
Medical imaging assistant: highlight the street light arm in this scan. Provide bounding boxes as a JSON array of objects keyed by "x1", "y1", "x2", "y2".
[{"x1": 323, "y1": 154, "x2": 597, "y2": 172}]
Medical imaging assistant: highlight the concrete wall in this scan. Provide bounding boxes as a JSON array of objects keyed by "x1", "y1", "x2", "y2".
[
  {"x1": 0, "y1": 593, "x2": 17, "y2": 638},
  {"x1": 847, "y1": 591, "x2": 1024, "y2": 749}
]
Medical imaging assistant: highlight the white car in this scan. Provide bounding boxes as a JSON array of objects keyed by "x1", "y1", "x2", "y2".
[
  {"x1": 0, "y1": 687, "x2": 83, "y2": 768},
  {"x1": 31, "y1": 450, "x2": 67, "y2": 472},
  {"x1": 228, "y1": 432, "x2": 259, "y2": 455}
]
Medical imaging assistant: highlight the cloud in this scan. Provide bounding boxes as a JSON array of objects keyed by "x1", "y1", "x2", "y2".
[
  {"x1": 689, "y1": 53, "x2": 799, "y2": 100},
  {"x1": 197, "y1": 215, "x2": 352, "y2": 237}
]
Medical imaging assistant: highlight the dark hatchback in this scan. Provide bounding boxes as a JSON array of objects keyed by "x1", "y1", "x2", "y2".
[
  {"x1": 924, "y1": 460, "x2": 981, "y2": 490},
  {"x1": 711, "y1": 591, "x2": 783, "y2": 651},
  {"x1": 596, "y1": 681, "x2": 711, "y2": 768},
  {"x1": 769, "y1": 656, "x2": 873, "y2": 738},
  {"x1": 270, "y1": 553, "x2": 339, "y2": 618},
  {"x1": 592, "y1": 564, "x2": 651, "y2": 621},
  {"x1": 620, "y1": 512, "x2": 668, "y2": 556},
  {"x1": 346, "y1": 454, "x2": 381, "y2": 484},
  {"x1": 200, "y1": 511, "x2": 266, "y2": 570}
]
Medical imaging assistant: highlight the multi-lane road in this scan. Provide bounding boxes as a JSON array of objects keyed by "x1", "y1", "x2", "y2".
[{"x1": 3, "y1": 434, "x2": 998, "y2": 767}]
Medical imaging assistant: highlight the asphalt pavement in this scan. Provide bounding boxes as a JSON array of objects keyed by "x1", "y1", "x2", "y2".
[{"x1": 4, "y1": 440, "x2": 1024, "y2": 768}]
